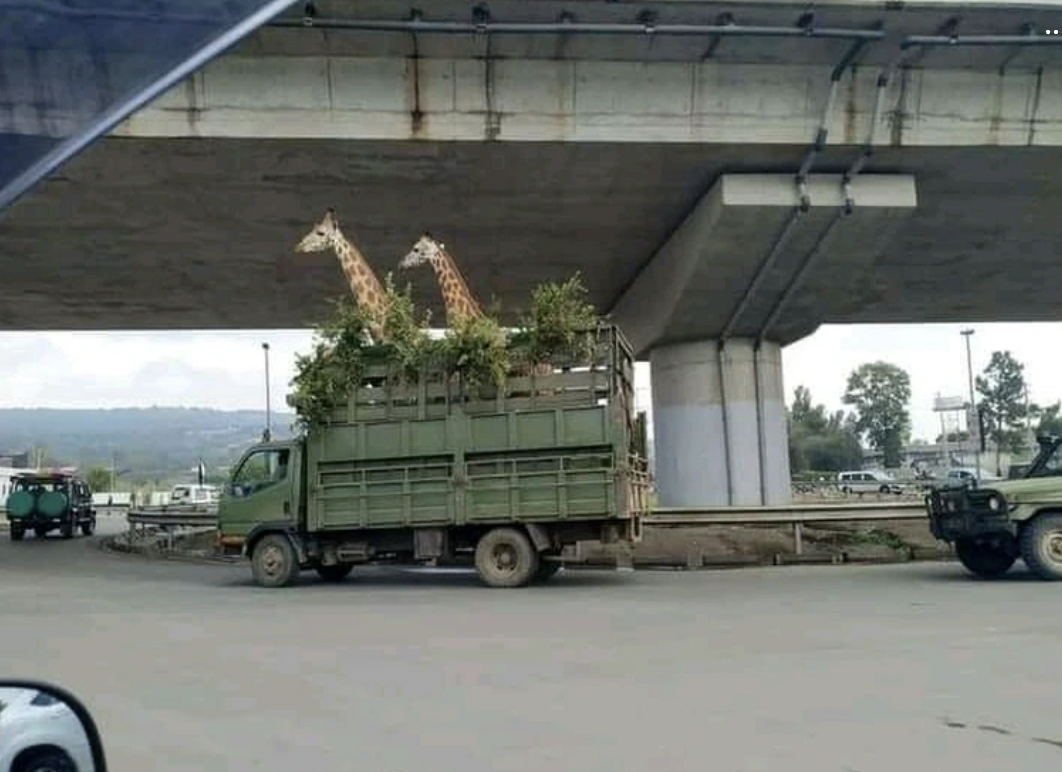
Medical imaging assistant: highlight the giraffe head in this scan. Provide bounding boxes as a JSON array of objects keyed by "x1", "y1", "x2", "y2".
[
  {"x1": 294, "y1": 208, "x2": 341, "y2": 253},
  {"x1": 398, "y1": 233, "x2": 445, "y2": 269}
]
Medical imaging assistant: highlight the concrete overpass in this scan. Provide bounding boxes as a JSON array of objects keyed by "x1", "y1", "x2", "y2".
[{"x1": 3, "y1": 0, "x2": 1062, "y2": 508}]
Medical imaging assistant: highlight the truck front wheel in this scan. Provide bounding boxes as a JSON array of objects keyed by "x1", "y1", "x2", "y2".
[
  {"x1": 251, "y1": 533, "x2": 299, "y2": 588},
  {"x1": 475, "y1": 527, "x2": 540, "y2": 588},
  {"x1": 1019, "y1": 513, "x2": 1062, "y2": 581},
  {"x1": 955, "y1": 538, "x2": 1016, "y2": 578}
]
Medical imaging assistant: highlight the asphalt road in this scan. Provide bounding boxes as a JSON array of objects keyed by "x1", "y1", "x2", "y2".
[{"x1": 2, "y1": 515, "x2": 1061, "y2": 772}]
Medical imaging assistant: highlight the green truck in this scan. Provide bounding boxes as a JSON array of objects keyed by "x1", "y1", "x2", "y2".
[
  {"x1": 926, "y1": 434, "x2": 1062, "y2": 580},
  {"x1": 216, "y1": 325, "x2": 650, "y2": 588}
]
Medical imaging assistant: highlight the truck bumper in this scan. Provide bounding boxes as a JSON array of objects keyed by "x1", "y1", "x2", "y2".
[{"x1": 925, "y1": 490, "x2": 1014, "y2": 542}]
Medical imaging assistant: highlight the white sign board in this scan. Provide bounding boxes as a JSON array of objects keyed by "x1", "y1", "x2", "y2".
[{"x1": 933, "y1": 395, "x2": 966, "y2": 412}]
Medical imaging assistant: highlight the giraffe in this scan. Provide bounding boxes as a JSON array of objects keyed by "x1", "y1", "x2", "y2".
[
  {"x1": 397, "y1": 233, "x2": 555, "y2": 391},
  {"x1": 294, "y1": 208, "x2": 390, "y2": 344}
]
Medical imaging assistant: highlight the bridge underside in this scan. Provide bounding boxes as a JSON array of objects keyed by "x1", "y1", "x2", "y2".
[{"x1": 0, "y1": 137, "x2": 1060, "y2": 346}]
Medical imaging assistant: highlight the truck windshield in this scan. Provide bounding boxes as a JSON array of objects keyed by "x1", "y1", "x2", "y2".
[{"x1": 1026, "y1": 440, "x2": 1062, "y2": 478}]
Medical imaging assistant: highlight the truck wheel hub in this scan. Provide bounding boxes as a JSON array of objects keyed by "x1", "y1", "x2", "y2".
[
  {"x1": 261, "y1": 545, "x2": 284, "y2": 574},
  {"x1": 1046, "y1": 532, "x2": 1062, "y2": 563},
  {"x1": 492, "y1": 545, "x2": 516, "y2": 570}
]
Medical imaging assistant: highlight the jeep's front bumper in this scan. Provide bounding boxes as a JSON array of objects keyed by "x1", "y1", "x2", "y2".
[{"x1": 925, "y1": 487, "x2": 1014, "y2": 541}]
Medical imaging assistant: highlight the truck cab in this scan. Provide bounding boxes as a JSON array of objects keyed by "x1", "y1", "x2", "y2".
[{"x1": 216, "y1": 441, "x2": 301, "y2": 554}]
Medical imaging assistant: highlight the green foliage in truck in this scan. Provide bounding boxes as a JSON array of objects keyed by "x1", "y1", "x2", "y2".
[
  {"x1": 217, "y1": 275, "x2": 650, "y2": 589},
  {"x1": 926, "y1": 435, "x2": 1062, "y2": 580}
]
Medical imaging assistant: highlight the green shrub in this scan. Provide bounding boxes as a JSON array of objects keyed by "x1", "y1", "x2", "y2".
[{"x1": 289, "y1": 271, "x2": 603, "y2": 427}]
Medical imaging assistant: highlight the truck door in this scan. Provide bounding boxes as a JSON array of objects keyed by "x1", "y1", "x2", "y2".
[{"x1": 218, "y1": 446, "x2": 296, "y2": 537}]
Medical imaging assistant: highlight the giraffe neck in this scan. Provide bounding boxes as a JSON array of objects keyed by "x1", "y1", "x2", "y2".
[
  {"x1": 431, "y1": 246, "x2": 484, "y2": 326},
  {"x1": 332, "y1": 229, "x2": 388, "y2": 341}
]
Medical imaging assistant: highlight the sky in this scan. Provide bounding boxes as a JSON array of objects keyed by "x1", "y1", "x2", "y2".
[{"x1": 0, "y1": 321, "x2": 1056, "y2": 442}]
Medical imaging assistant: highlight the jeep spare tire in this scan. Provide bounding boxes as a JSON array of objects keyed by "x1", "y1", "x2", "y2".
[
  {"x1": 6, "y1": 491, "x2": 36, "y2": 518},
  {"x1": 37, "y1": 491, "x2": 68, "y2": 518}
]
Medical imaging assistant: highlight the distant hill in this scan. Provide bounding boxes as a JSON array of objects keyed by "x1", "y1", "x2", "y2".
[{"x1": 0, "y1": 407, "x2": 296, "y2": 484}]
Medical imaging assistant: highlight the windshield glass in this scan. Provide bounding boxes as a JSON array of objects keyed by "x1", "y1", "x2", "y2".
[
  {"x1": 1028, "y1": 441, "x2": 1062, "y2": 478},
  {"x1": 0, "y1": 0, "x2": 296, "y2": 214}
]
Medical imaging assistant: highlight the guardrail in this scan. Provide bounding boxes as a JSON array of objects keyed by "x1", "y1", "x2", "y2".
[
  {"x1": 124, "y1": 501, "x2": 927, "y2": 557},
  {"x1": 646, "y1": 501, "x2": 926, "y2": 555}
]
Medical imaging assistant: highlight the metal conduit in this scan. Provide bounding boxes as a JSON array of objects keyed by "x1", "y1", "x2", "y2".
[
  {"x1": 270, "y1": 15, "x2": 887, "y2": 40},
  {"x1": 901, "y1": 33, "x2": 1062, "y2": 49}
]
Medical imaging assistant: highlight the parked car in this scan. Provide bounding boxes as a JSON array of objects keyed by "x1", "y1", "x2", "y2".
[{"x1": 836, "y1": 470, "x2": 904, "y2": 495}]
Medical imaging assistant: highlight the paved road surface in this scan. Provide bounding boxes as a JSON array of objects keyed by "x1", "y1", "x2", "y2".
[{"x1": 2, "y1": 516, "x2": 1060, "y2": 772}]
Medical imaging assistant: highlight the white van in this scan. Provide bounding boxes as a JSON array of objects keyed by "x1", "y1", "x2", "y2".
[
  {"x1": 836, "y1": 470, "x2": 903, "y2": 495},
  {"x1": 169, "y1": 484, "x2": 219, "y2": 506}
]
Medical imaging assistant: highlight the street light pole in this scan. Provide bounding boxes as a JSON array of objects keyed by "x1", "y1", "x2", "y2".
[
  {"x1": 961, "y1": 328, "x2": 980, "y2": 477},
  {"x1": 262, "y1": 342, "x2": 272, "y2": 442}
]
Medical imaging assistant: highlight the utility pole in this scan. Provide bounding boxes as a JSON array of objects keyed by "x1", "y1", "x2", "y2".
[
  {"x1": 961, "y1": 328, "x2": 980, "y2": 478},
  {"x1": 262, "y1": 342, "x2": 272, "y2": 442}
]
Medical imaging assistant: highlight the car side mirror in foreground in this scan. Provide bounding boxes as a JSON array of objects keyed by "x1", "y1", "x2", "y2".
[{"x1": 0, "y1": 680, "x2": 108, "y2": 772}]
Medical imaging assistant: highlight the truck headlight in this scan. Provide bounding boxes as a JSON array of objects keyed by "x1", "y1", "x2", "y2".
[{"x1": 987, "y1": 495, "x2": 1002, "y2": 511}]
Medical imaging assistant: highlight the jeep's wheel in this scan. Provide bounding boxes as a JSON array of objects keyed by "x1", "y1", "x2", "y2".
[
  {"x1": 59, "y1": 519, "x2": 74, "y2": 539},
  {"x1": 1019, "y1": 513, "x2": 1062, "y2": 581},
  {"x1": 314, "y1": 562, "x2": 354, "y2": 582},
  {"x1": 13, "y1": 748, "x2": 77, "y2": 772},
  {"x1": 81, "y1": 518, "x2": 95, "y2": 536},
  {"x1": 251, "y1": 533, "x2": 299, "y2": 588},
  {"x1": 955, "y1": 538, "x2": 1016, "y2": 578},
  {"x1": 474, "y1": 527, "x2": 539, "y2": 588},
  {"x1": 34, "y1": 526, "x2": 49, "y2": 539},
  {"x1": 9, "y1": 525, "x2": 24, "y2": 541}
]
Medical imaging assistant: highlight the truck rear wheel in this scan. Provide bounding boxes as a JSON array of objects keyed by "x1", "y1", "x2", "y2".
[
  {"x1": 251, "y1": 534, "x2": 299, "y2": 588},
  {"x1": 1019, "y1": 513, "x2": 1062, "y2": 581},
  {"x1": 955, "y1": 538, "x2": 1016, "y2": 578},
  {"x1": 10, "y1": 525, "x2": 24, "y2": 541},
  {"x1": 474, "y1": 527, "x2": 540, "y2": 588}
]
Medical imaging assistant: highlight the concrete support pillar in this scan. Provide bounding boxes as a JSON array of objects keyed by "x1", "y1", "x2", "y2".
[{"x1": 650, "y1": 338, "x2": 790, "y2": 508}]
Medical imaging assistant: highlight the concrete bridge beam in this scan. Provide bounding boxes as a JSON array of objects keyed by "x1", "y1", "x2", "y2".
[
  {"x1": 610, "y1": 173, "x2": 920, "y2": 354},
  {"x1": 45, "y1": 55, "x2": 1054, "y2": 146},
  {"x1": 651, "y1": 338, "x2": 789, "y2": 508}
]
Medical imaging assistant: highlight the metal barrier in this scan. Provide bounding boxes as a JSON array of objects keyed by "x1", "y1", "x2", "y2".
[
  {"x1": 646, "y1": 501, "x2": 926, "y2": 556},
  {"x1": 122, "y1": 501, "x2": 926, "y2": 558}
]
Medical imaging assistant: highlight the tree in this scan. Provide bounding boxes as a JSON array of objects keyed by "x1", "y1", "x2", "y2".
[
  {"x1": 842, "y1": 362, "x2": 912, "y2": 468},
  {"x1": 1029, "y1": 401, "x2": 1062, "y2": 438},
  {"x1": 788, "y1": 386, "x2": 864, "y2": 473},
  {"x1": 976, "y1": 350, "x2": 1029, "y2": 474},
  {"x1": 83, "y1": 466, "x2": 112, "y2": 492}
]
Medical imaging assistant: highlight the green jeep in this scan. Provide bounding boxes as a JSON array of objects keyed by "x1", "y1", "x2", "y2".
[
  {"x1": 5, "y1": 472, "x2": 96, "y2": 541},
  {"x1": 926, "y1": 435, "x2": 1062, "y2": 580}
]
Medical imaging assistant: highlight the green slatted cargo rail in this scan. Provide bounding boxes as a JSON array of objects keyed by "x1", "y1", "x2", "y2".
[{"x1": 216, "y1": 324, "x2": 651, "y2": 588}]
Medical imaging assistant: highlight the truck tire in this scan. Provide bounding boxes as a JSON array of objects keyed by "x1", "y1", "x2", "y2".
[
  {"x1": 59, "y1": 518, "x2": 74, "y2": 540},
  {"x1": 474, "y1": 527, "x2": 540, "y2": 588},
  {"x1": 315, "y1": 563, "x2": 354, "y2": 582},
  {"x1": 1019, "y1": 513, "x2": 1062, "y2": 581},
  {"x1": 955, "y1": 538, "x2": 1016, "y2": 578},
  {"x1": 81, "y1": 516, "x2": 95, "y2": 536},
  {"x1": 9, "y1": 525, "x2": 24, "y2": 541},
  {"x1": 251, "y1": 533, "x2": 299, "y2": 588}
]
